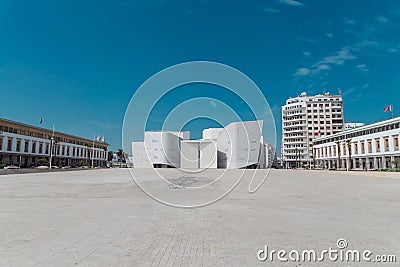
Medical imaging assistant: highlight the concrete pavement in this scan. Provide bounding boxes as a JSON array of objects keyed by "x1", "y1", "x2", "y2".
[{"x1": 0, "y1": 169, "x2": 399, "y2": 266}]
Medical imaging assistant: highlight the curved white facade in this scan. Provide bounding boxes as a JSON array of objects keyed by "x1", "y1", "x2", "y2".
[
  {"x1": 135, "y1": 131, "x2": 190, "y2": 168},
  {"x1": 205, "y1": 120, "x2": 263, "y2": 169},
  {"x1": 180, "y1": 140, "x2": 217, "y2": 169}
]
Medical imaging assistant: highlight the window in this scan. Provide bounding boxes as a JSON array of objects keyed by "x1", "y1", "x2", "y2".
[
  {"x1": 7, "y1": 138, "x2": 12, "y2": 151},
  {"x1": 0, "y1": 137, "x2": 3, "y2": 150},
  {"x1": 384, "y1": 138, "x2": 389, "y2": 152},
  {"x1": 39, "y1": 143, "x2": 43, "y2": 154},
  {"x1": 16, "y1": 139, "x2": 21, "y2": 152},
  {"x1": 25, "y1": 141, "x2": 29, "y2": 153},
  {"x1": 32, "y1": 142, "x2": 36, "y2": 153}
]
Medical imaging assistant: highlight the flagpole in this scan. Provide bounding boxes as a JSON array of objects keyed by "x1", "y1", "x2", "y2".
[{"x1": 392, "y1": 105, "x2": 394, "y2": 119}]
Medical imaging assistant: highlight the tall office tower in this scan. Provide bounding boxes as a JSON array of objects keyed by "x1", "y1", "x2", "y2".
[{"x1": 281, "y1": 92, "x2": 344, "y2": 169}]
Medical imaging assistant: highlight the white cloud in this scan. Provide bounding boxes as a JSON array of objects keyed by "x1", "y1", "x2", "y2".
[
  {"x1": 357, "y1": 40, "x2": 380, "y2": 47},
  {"x1": 343, "y1": 19, "x2": 356, "y2": 25},
  {"x1": 318, "y1": 47, "x2": 355, "y2": 66},
  {"x1": 294, "y1": 68, "x2": 310, "y2": 77},
  {"x1": 278, "y1": 0, "x2": 303, "y2": 7},
  {"x1": 302, "y1": 51, "x2": 311, "y2": 57},
  {"x1": 388, "y1": 48, "x2": 399, "y2": 53},
  {"x1": 295, "y1": 36, "x2": 319, "y2": 45},
  {"x1": 264, "y1": 7, "x2": 280, "y2": 13},
  {"x1": 377, "y1": 16, "x2": 389, "y2": 23},
  {"x1": 294, "y1": 47, "x2": 356, "y2": 77},
  {"x1": 325, "y1": 32, "x2": 333, "y2": 38},
  {"x1": 315, "y1": 64, "x2": 331, "y2": 71},
  {"x1": 356, "y1": 64, "x2": 368, "y2": 72}
]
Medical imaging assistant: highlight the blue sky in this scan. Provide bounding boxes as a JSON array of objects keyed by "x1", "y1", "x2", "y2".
[{"x1": 1, "y1": 0, "x2": 399, "y2": 152}]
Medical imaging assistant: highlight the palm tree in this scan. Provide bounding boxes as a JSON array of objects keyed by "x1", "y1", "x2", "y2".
[
  {"x1": 335, "y1": 140, "x2": 341, "y2": 169},
  {"x1": 346, "y1": 139, "x2": 353, "y2": 170},
  {"x1": 117, "y1": 149, "x2": 124, "y2": 167},
  {"x1": 107, "y1": 151, "x2": 113, "y2": 162}
]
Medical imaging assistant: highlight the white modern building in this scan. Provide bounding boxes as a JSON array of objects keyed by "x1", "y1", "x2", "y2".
[
  {"x1": 281, "y1": 92, "x2": 344, "y2": 169},
  {"x1": 0, "y1": 118, "x2": 108, "y2": 167},
  {"x1": 313, "y1": 117, "x2": 400, "y2": 170},
  {"x1": 180, "y1": 139, "x2": 217, "y2": 169},
  {"x1": 207, "y1": 120, "x2": 264, "y2": 169},
  {"x1": 132, "y1": 131, "x2": 190, "y2": 168},
  {"x1": 131, "y1": 120, "x2": 270, "y2": 169}
]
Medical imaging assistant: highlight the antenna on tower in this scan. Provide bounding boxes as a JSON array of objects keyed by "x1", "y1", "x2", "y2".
[{"x1": 338, "y1": 88, "x2": 342, "y2": 95}]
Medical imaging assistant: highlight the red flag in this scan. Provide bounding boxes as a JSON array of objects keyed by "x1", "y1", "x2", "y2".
[
  {"x1": 384, "y1": 105, "x2": 391, "y2": 112},
  {"x1": 315, "y1": 130, "x2": 320, "y2": 135}
]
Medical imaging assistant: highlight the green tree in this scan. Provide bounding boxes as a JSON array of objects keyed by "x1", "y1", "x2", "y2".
[
  {"x1": 117, "y1": 149, "x2": 124, "y2": 167},
  {"x1": 37, "y1": 158, "x2": 48, "y2": 166},
  {"x1": 392, "y1": 159, "x2": 398, "y2": 169},
  {"x1": 107, "y1": 151, "x2": 113, "y2": 161}
]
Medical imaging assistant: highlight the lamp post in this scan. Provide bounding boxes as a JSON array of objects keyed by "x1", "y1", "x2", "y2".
[
  {"x1": 91, "y1": 136, "x2": 95, "y2": 169},
  {"x1": 49, "y1": 123, "x2": 55, "y2": 169}
]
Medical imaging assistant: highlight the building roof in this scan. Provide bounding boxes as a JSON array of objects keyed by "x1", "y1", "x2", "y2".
[
  {"x1": 0, "y1": 117, "x2": 109, "y2": 147},
  {"x1": 314, "y1": 116, "x2": 400, "y2": 142}
]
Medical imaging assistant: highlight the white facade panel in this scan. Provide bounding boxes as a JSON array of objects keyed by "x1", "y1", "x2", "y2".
[
  {"x1": 132, "y1": 142, "x2": 152, "y2": 168},
  {"x1": 203, "y1": 128, "x2": 222, "y2": 140},
  {"x1": 180, "y1": 140, "x2": 217, "y2": 169},
  {"x1": 200, "y1": 141, "x2": 217, "y2": 169},
  {"x1": 180, "y1": 141, "x2": 199, "y2": 169},
  {"x1": 143, "y1": 131, "x2": 189, "y2": 167},
  {"x1": 215, "y1": 120, "x2": 263, "y2": 169}
]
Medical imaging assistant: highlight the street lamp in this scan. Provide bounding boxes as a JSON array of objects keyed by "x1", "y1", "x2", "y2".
[{"x1": 49, "y1": 123, "x2": 55, "y2": 169}]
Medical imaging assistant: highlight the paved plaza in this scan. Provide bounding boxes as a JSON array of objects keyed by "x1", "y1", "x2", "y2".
[{"x1": 1, "y1": 168, "x2": 399, "y2": 266}]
